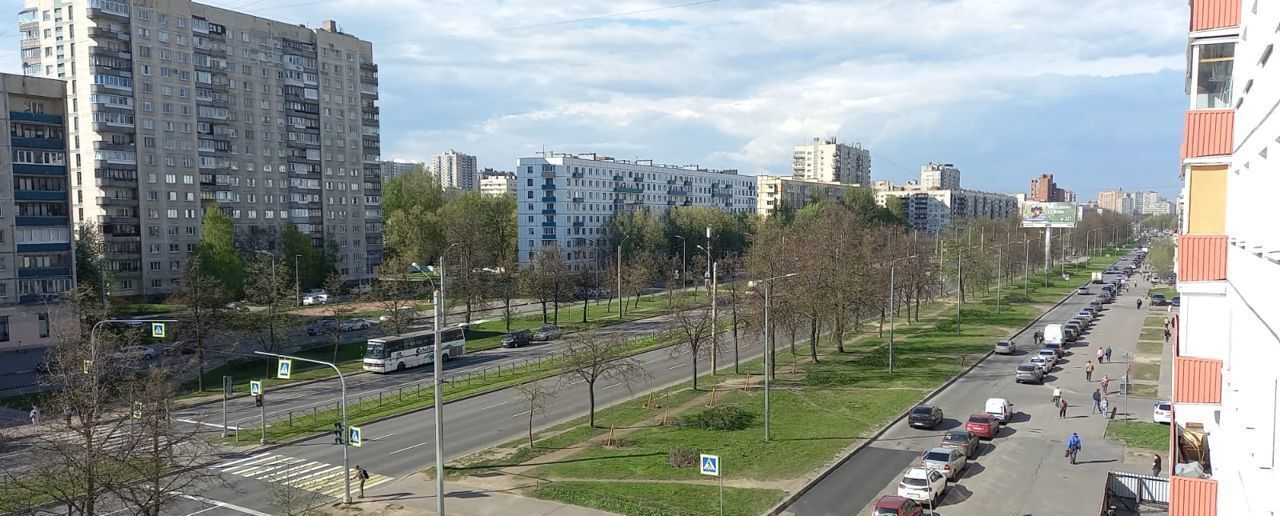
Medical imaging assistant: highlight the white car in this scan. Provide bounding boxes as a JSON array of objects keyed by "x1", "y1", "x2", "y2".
[
  {"x1": 1153, "y1": 401, "x2": 1172, "y2": 424},
  {"x1": 1036, "y1": 349, "x2": 1058, "y2": 368},
  {"x1": 897, "y1": 466, "x2": 946, "y2": 504},
  {"x1": 1029, "y1": 355, "x2": 1050, "y2": 373},
  {"x1": 111, "y1": 345, "x2": 156, "y2": 361},
  {"x1": 302, "y1": 292, "x2": 329, "y2": 305}
]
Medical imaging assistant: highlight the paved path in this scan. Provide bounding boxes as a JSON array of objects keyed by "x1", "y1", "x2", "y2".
[{"x1": 785, "y1": 254, "x2": 1163, "y2": 516}]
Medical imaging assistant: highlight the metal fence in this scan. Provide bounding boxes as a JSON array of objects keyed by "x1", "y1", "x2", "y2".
[{"x1": 1101, "y1": 471, "x2": 1168, "y2": 515}]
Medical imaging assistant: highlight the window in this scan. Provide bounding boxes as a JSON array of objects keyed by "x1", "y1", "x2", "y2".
[{"x1": 1195, "y1": 43, "x2": 1234, "y2": 109}]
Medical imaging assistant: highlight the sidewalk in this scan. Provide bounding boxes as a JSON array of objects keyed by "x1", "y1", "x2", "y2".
[{"x1": 337, "y1": 474, "x2": 618, "y2": 516}]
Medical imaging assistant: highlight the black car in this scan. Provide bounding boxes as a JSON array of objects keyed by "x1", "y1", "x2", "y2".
[
  {"x1": 908, "y1": 404, "x2": 944, "y2": 429},
  {"x1": 1064, "y1": 326, "x2": 1078, "y2": 342},
  {"x1": 501, "y1": 329, "x2": 533, "y2": 348},
  {"x1": 1151, "y1": 294, "x2": 1169, "y2": 306},
  {"x1": 1171, "y1": 296, "x2": 1181, "y2": 307}
]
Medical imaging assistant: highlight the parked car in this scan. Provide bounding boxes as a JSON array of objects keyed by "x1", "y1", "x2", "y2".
[
  {"x1": 908, "y1": 405, "x2": 944, "y2": 430},
  {"x1": 225, "y1": 301, "x2": 249, "y2": 311},
  {"x1": 896, "y1": 467, "x2": 946, "y2": 504},
  {"x1": 1076, "y1": 286, "x2": 1090, "y2": 295},
  {"x1": 1089, "y1": 300, "x2": 1104, "y2": 311},
  {"x1": 1036, "y1": 349, "x2": 1058, "y2": 368},
  {"x1": 871, "y1": 495, "x2": 924, "y2": 516},
  {"x1": 339, "y1": 318, "x2": 371, "y2": 331},
  {"x1": 1063, "y1": 326, "x2": 1078, "y2": 342},
  {"x1": 1042, "y1": 324, "x2": 1064, "y2": 345},
  {"x1": 1153, "y1": 401, "x2": 1173, "y2": 424},
  {"x1": 501, "y1": 329, "x2": 533, "y2": 348},
  {"x1": 1151, "y1": 294, "x2": 1168, "y2": 306},
  {"x1": 965, "y1": 413, "x2": 998, "y2": 439},
  {"x1": 1076, "y1": 309, "x2": 1094, "y2": 322},
  {"x1": 1015, "y1": 362, "x2": 1045, "y2": 384},
  {"x1": 1065, "y1": 321, "x2": 1083, "y2": 337},
  {"x1": 984, "y1": 398, "x2": 1013, "y2": 424},
  {"x1": 939, "y1": 430, "x2": 980, "y2": 459},
  {"x1": 532, "y1": 324, "x2": 563, "y2": 341},
  {"x1": 1171, "y1": 296, "x2": 1181, "y2": 307},
  {"x1": 1043, "y1": 342, "x2": 1065, "y2": 358},
  {"x1": 994, "y1": 339, "x2": 1016, "y2": 355},
  {"x1": 379, "y1": 307, "x2": 416, "y2": 322},
  {"x1": 920, "y1": 446, "x2": 967, "y2": 481},
  {"x1": 306, "y1": 320, "x2": 339, "y2": 336},
  {"x1": 1029, "y1": 355, "x2": 1051, "y2": 373},
  {"x1": 302, "y1": 290, "x2": 330, "y2": 305},
  {"x1": 111, "y1": 345, "x2": 156, "y2": 361}
]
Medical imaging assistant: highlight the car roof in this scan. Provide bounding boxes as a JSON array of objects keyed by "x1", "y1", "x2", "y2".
[
  {"x1": 903, "y1": 467, "x2": 934, "y2": 479},
  {"x1": 924, "y1": 446, "x2": 954, "y2": 454},
  {"x1": 967, "y1": 413, "x2": 992, "y2": 420},
  {"x1": 911, "y1": 404, "x2": 936, "y2": 411},
  {"x1": 1017, "y1": 363, "x2": 1038, "y2": 369},
  {"x1": 874, "y1": 495, "x2": 911, "y2": 509}
]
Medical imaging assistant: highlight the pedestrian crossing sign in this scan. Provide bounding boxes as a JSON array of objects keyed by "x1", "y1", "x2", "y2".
[
  {"x1": 348, "y1": 426, "x2": 363, "y2": 447},
  {"x1": 250, "y1": 380, "x2": 262, "y2": 396},
  {"x1": 699, "y1": 454, "x2": 719, "y2": 477},
  {"x1": 82, "y1": 360, "x2": 91, "y2": 374},
  {"x1": 151, "y1": 322, "x2": 166, "y2": 338},
  {"x1": 131, "y1": 401, "x2": 143, "y2": 420},
  {"x1": 277, "y1": 359, "x2": 292, "y2": 379}
]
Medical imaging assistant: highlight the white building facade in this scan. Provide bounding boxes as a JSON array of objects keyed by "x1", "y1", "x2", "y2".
[
  {"x1": 755, "y1": 175, "x2": 847, "y2": 216},
  {"x1": 919, "y1": 162, "x2": 960, "y2": 190},
  {"x1": 431, "y1": 150, "x2": 477, "y2": 191},
  {"x1": 792, "y1": 137, "x2": 870, "y2": 185},
  {"x1": 479, "y1": 171, "x2": 515, "y2": 197},
  {"x1": 516, "y1": 154, "x2": 755, "y2": 271},
  {"x1": 875, "y1": 188, "x2": 1018, "y2": 236}
]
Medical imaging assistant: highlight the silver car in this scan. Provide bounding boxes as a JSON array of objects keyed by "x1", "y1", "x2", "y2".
[
  {"x1": 1036, "y1": 348, "x2": 1058, "y2": 368},
  {"x1": 994, "y1": 339, "x2": 1016, "y2": 355},
  {"x1": 532, "y1": 324, "x2": 563, "y2": 341},
  {"x1": 919, "y1": 446, "x2": 967, "y2": 480},
  {"x1": 1015, "y1": 362, "x2": 1045, "y2": 384}
]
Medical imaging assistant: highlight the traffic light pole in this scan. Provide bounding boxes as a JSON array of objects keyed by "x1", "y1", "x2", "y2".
[{"x1": 255, "y1": 351, "x2": 350, "y2": 504}]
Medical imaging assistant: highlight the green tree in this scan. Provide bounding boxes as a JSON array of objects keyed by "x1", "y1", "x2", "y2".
[
  {"x1": 280, "y1": 223, "x2": 328, "y2": 291},
  {"x1": 382, "y1": 168, "x2": 447, "y2": 263},
  {"x1": 168, "y1": 255, "x2": 228, "y2": 392},
  {"x1": 195, "y1": 206, "x2": 245, "y2": 299},
  {"x1": 74, "y1": 223, "x2": 109, "y2": 322}
]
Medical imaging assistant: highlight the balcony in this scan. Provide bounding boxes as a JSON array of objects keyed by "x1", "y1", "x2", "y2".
[
  {"x1": 1173, "y1": 357, "x2": 1222, "y2": 404},
  {"x1": 15, "y1": 190, "x2": 68, "y2": 201},
  {"x1": 1178, "y1": 235, "x2": 1227, "y2": 281},
  {"x1": 1182, "y1": 110, "x2": 1233, "y2": 160},
  {"x1": 11, "y1": 137, "x2": 65, "y2": 150},
  {"x1": 572, "y1": 221, "x2": 584, "y2": 227},
  {"x1": 10, "y1": 111, "x2": 62, "y2": 124},
  {"x1": 571, "y1": 196, "x2": 584, "y2": 203},
  {"x1": 541, "y1": 183, "x2": 556, "y2": 190},
  {"x1": 1169, "y1": 475, "x2": 1216, "y2": 516},
  {"x1": 613, "y1": 175, "x2": 624, "y2": 182},
  {"x1": 571, "y1": 171, "x2": 584, "y2": 179},
  {"x1": 16, "y1": 215, "x2": 69, "y2": 226},
  {"x1": 542, "y1": 222, "x2": 557, "y2": 227},
  {"x1": 96, "y1": 195, "x2": 138, "y2": 206},
  {"x1": 1190, "y1": 0, "x2": 1239, "y2": 32},
  {"x1": 541, "y1": 209, "x2": 556, "y2": 215},
  {"x1": 615, "y1": 186, "x2": 642, "y2": 194},
  {"x1": 18, "y1": 266, "x2": 72, "y2": 279},
  {"x1": 541, "y1": 196, "x2": 556, "y2": 203},
  {"x1": 668, "y1": 189, "x2": 687, "y2": 196},
  {"x1": 541, "y1": 234, "x2": 557, "y2": 240}
]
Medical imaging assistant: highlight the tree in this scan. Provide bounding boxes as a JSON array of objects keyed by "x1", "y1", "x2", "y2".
[
  {"x1": 281, "y1": 223, "x2": 329, "y2": 292},
  {"x1": 168, "y1": 255, "x2": 228, "y2": 392},
  {"x1": 74, "y1": 223, "x2": 109, "y2": 318},
  {"x1": 381, "y1": 168, "x2": 447, "y2": 264},
  {"x1": 324, "y1": 273, "x2": 358, "y2": 363},
  {"x1": 196, "y1": 205, "x2": 245, "y2": 299},
  {"x1": 495, "y1": 256, "x2": 521, "y2": 332},
  {"x1": 1148, "y1": 238, "x2": 1175, "y2": 278},
  {"x1": 560, "y1": 333, "x2": 645, "y2": 428},
  {"x1": 514, "y1": 382, "x2": 557, "y2": 448},
  {"x1": 242, "y1": 253, "x2": 295, "y2": 376},
  {"x1": 523, "y1": 246, "x2": 568, "y2": 324},
  {"x1": 673, "y1": 307, "x2": 716, "y2": 391}
]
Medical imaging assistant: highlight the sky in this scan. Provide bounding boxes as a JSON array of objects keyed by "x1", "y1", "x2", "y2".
[{"x1": 0, "y1": 0, "x2": 1190, "y2": 200}]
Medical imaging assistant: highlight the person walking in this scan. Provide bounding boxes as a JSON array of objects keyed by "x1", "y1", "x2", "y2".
[
  {"x1": 1085, "y1": 360, "x2": 1095, "y2": 382},
  {"x1": 1164, "y1": 328, "x2": 1172, "y2": 344},
  {"x1": 355, "y1": 464, "x2": 370, "y2": 498},
  {"x1": 1091, "y1": 389, "x2": 1102, "y2": 414},
  {"x1": 1052, "y1": 386, "x2": 1062, "y2": 405},
  {"x1": 1097, "y1": 347, "x2": 1105, "y2": 363},
  {"x1": 1152, "y1": 454, "x2": 1162, "y2": 477},
  {"x1": 1066, "y1": 433, "x2": 1082, "y2": 464},
  {"x1": 1164, "y1": 317, "x2": 1170, "y2": 331},
  {"x1": 1101, "y1": 374, "x2": 1111, "y2": 394},
  {"x1": 1105, "y1": 345, "x2": 1113, "y2": 363},
  {"x1": 1058, "y1": 398, "x2": 1069, "y2": 418},
  {"x1": 28, "y1": 406, "x2": 40, "y2": 426},
  {"x1": 1100, "y1": 397, "x2": 1110, "y2": 416},
  {"x1": 1137, "y1": 298, "x2": 1143, "y2": 310}
]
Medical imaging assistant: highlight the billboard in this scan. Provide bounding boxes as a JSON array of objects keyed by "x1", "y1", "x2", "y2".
[{"x1": 1021, "y1": 201, "x2": 1077, "y2": 228}]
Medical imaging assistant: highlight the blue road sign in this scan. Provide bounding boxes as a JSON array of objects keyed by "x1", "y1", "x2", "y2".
[
  {"x1": 699, "y1": 454, "x2": 719, "y2": 477},
  {"x1": 349, "y1": 426, "x2": 363, "y2": 447},
  {"x1": 277, "y1": 359, "x2": 292, "y2": 379},
  {"x1": 151, "y1": 322, "x2": 166, "y2": 338}
]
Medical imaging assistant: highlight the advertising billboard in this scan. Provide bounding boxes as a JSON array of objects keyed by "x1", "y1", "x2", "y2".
[{"x1": 1021, "y1": 201, "x2": 1077, "y2": 228}]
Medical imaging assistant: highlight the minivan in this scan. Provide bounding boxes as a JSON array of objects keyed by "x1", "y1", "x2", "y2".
[{"x1": 1042, "y1": 324, "x2": 1064, "y2": 345}]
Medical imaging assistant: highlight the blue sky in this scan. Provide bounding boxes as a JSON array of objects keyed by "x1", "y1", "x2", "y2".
[{"x1": 0, "y1": 0, "x2": 1189, "y2": 200}]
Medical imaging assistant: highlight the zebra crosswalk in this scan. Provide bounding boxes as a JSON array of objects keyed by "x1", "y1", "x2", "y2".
[{"x1": 215, "y1": 453, "x2": 394, "y2": 498}]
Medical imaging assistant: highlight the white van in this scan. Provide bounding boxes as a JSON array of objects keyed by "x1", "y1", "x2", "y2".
[
  {"x1": 1043, "y1": 324, "x2": 1064, "y2": 345},
  {"x1": 985, "y1": 398, "x2": 1013, "y2": 424}
]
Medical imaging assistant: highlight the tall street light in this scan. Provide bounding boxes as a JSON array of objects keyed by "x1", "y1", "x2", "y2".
[
  {"x1": 411, "y1": 252, "x2": 454, "y2": 516},
  {"x1": 749, "y1": 272, "x2": 798, "y2": 442},
  {"x1": 887, "y1": 255, "x2": 918, "y2": 374},
  {"x1": 617, "y1": 235, "x2": 631, "y2": 320},
  {"x1": 697, "y1": 243, "x2": 718, "y2": 372},
  {"x1": 990, "y1": 242, "x2": 1021, "y2": 314},
  {"x1": 255, "y1": 351, "x2": 351, "y2": 504},
  {"x1": 255, "y1": 250, "x2": 280, "y2": 351}
]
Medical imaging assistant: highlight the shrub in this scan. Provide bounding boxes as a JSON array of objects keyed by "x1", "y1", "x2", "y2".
[
  {"x1": 681, "y1": 405, "x2": 754, "y2": 431},
  {"x1": 667, "y1": 446, "x2": 697, "y2": 468}
]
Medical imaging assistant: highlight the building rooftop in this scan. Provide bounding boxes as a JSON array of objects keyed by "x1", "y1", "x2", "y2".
[{"x1": 534, "y1": 152, "x2": 740, "y2": 175}]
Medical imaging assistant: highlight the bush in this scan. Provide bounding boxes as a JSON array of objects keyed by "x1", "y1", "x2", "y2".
[
  {"x1": 667, "y1": 446, "x2": 697, "y2": 468},
  {"x1": 681, "y1": 406, "x2": 754, "y2": 431}
]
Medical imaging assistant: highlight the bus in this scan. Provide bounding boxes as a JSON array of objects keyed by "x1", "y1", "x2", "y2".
[{"x1": 363, "y1": 327, "x2": 466, "y2": 373}]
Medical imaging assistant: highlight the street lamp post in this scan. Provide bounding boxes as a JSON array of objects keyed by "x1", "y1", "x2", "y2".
[
  {"x1": 294, "y1": 254, "x2": 301, "y2": 306},
  {"x1": 1023, "y1": 238, "x2": 1030, "y2": 300},
  {"x1": 255, "y1": 250, "x2": 280, "y2": 351},
  {"x1": 411, "y1": 256, "x2": 452, "y2": 516},
  {"x1": 749, "y1": 272, "x2": 798, "y2": 442},
  {"x1": 255, "y1": 351, "x2": 351, "y2": 504},
  {"x1": 617, "y1": 236, "x2": 631, "y2": 320},
  {"x1": 887, "y1": 255, "x2": 918, "y2": 374}
]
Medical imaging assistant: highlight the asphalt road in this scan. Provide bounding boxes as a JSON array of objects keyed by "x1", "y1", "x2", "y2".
[{"x1": 784, "y1": 257, "x2": 1160, "y2": 516}]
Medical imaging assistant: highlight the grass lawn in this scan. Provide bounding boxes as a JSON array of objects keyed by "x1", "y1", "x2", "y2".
[
  {"x1": 533, "y1": 480, "x2": 784, "y2": 516},
  {"x1": 1140, "y1": 328, "x2": 1167, "y2": 342},
  {"x1": 465, "y1": 291, "x2": 702, "y2": 352},
  {"x1": 1144, "y1": 316, "x2": 1167, "y2": 328},
  {"x1": 1107, "y1": 420, "x2": 1169, "y2": 451},
  {"x1": 187, "y1": 339, "x2": 367, "y2": 396},
  {"x1": 1136, "y1": 341, "x2": 1163, "y2": 356},
  {"x1": 1126, "y1": 384, "x2": 1159, "y2": 398},
  {"x1": 1131, "y1": 361, "x2": 1161, "y2": 381},
  {"x1": 1150, "y1": 287, "x2": 1176, "y2": 299},
  {"x1": 114, "y1": 303, "x2": 182, "y2": 316}
]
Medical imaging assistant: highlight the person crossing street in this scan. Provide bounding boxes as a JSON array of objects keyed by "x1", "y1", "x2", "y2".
[{"x1": 1091, "y1": 389, "x2": 1103, "y2": 414}]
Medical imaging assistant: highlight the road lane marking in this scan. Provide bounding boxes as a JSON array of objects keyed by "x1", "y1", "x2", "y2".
[
  {"x1": 512, "y1": 410, "x2": 532, "y2": 418},
  {"x1": 479, "y1": 401, "x2": 509, "y2": 411},
  {"x1": 178, "y1": 495, "x2": 272, "y2": 516},
  {"x1": 213, "y1": 453, "x2": 271, "y2": 469},
  {"x1": 668, "y1": 363, "x2": 684, "y2": 370},
  {"x1": 388, "y1": 441, "x2": 430, "y2": 455},
  {"x1": 174, "y1": 418, "x2": 241, "y2": 431},
  {"x1": 641, "y1": 360, "x2": 656, "y2": 365},
  {"x1": 603, "y1": 383, "x2": 622, "y2": 390},
  {"x1": 367, "y1": 432, "x2": 396, "y2": 442}
]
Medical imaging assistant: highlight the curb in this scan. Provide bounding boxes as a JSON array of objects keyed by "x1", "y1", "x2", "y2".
[{"x1": 765, "y1": 271, "x2": 1102, "y2": 516}]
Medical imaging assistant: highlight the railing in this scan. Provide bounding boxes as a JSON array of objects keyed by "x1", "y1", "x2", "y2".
[{"x1": 1101, "y1": 472, "x2": 1168, "y2": 515}]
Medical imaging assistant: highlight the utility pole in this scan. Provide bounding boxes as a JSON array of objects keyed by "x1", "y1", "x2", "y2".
[
  {"x1": 617, "y1": 243, "x2": 624, "y2": 320},
  {"x1": 711, "y1": 261, "x2": 718, "y2": 373},
  {"x1": 294, "y1": 254, "x2": 301, "y2": 306},
  {"x1": 955, "y1": 250, "x2": 962, "y2": 335}
]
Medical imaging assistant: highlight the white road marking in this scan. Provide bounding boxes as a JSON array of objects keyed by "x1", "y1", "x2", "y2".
[
  {"x1": 640, "y1": 360, "x2": 657, "y2": 365},
  {"x1": 388, "y1": 441, "x2": 430, "y2": 455},
  {"x1": 602, "y1": 383, "x2": 622, "y2": 390},
  {"x1": 367, "y1": 432, "x2": 396, "y2": 442},
  {"x1": 668, "y1": 363, "x2": 685, "y2": 370},
  {"x1": 184, "y1": 506, "x2": 218, "y2": 516},
  {"x1": 178, "y1": 495, "x2": 272, "y2": 516},
  {"x1": 174, "y1": 418, "x2": 241, "y2": 431},
  {"x1": 512, "y1": 410, "x2": 532, "y2": 418},
  {"x1": 479, "y1": 401, "x2": 509, "y2": 411},
  {"x1": 216, "y1": 453, "x2": 273, "y2": 470}
]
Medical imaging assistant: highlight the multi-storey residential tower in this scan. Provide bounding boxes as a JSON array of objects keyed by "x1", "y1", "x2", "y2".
[
  {"x1": 379, "y1": 160, "x2": 420, "y2": 181},
  {"x1": 874, "y1": 188, "x2": 1017, "y2": 236},
  {"x1": 919, "y1": 162, "x2": 960, "y2": 190},
  {"x1": 430, "y1": 149, "x2": 477, "y2": 191},
  {"x1": 0, "y1": 74, "x2": 76, "y2": 349},
  {"x1": 792, "y1": 137, "x2": 870, "y2": 185},
  {"x1": 19, "y1": 2, "x2": 382, "y2": 297},
  {"x1": 516, "y1": 153, "x2": 755, "y2": 272}
]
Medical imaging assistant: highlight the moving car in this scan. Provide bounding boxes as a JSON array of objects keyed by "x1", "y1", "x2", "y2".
[
  {"x1": 532, "y1": 324, "x2": 563, "y2": 341},
  {"x1": 225, "y1": 301, "x2": 249, "y2": 311},
  {"x1": 920, "y1": 446, "x2": 967, "y2": 481},
  {"x1": 1151, "y1": 294, "x2": 1168, "y2": 306},
  {"x1": 871, "y1": 496, "x2": 924, "y2": 516},
  {"x1": 984, "y1": 397, "x2": 1013, "y2": 424},
  {"x1": 908, "y1": 405, "x2": 944, "y2": 430},
  {"x1": 939, "y1": 430, "x2": 981, "y2": 459},
  {"x1": 501, "y1": 329, "x2": 533, "y2": 348},
  {"x1": 965, "y1": 413, "x2": 998, "y2": 439},
  {"x1": 306, "y1": 319, "x2": 339, "y2": 336},
  {"x1": 1015, "y1": 362, "x2": 1045, "y2": 384},
  {"x1": 302, "y1": 289, "x2": 330, "y2": 305},
  {"x1": 379, "y1": 306, "x2": 416, "y2": 322},
  {"x1": 897, "y1": 467, "x2": 946, "y2": 504},
  {"x1": 111, "y1": 346, "x2": 156, "y2": 361},
  {"x1": 1153, "y1": 401, "x2": 1173, "y2": 424},
  {"x1": 994, "y1": 339, "x2": 1016, "y2": 355},
  {"x1": 1077, "y1": 286, "x2": 1090, "y2": 295},
  {"x1": 339, "y1": 318, "x2": 371, "y2": 331}
]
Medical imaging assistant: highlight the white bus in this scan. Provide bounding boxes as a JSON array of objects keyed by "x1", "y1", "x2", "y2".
[{"x1": 363, "y1": 327, "x2": 466, "y2": 373}]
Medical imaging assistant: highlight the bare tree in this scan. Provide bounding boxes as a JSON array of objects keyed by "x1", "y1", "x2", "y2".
[
  {"x1": 242, "y1": 253, "x2": 296, "y2": 376},
  {"x1": 265, "y1": 463, "x2": 326, "y2": 516},
  {"x1": 367, "y1": 265, "x2": 418, "y2": 337},
  {"x1": 514, "y1": 382, "x2": 557, "y2": 448},
  {"x1": 673, "y1": 307, "x2": 716, "y2": 391},
  {"x1": 560, "y1": 333, "x2": 645, "y2": 428},
  {"x1": 496, "y1": 257, "x2": 520, "y2": 332},
  {"x1": 523, "y1": 246, "x2": 568, "y2": 324},
  {"x1": 323, "y1": 272, "x2": 358, "y2": 363},
  {"x1": 168, "y1": 254, "x2": 228, "y2": 392}
]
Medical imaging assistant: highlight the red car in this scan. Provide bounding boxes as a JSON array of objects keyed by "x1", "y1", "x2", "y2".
[
  {"x1": 965, "y1": 413, "x2": 998, "y2": 440},
  {"x1": 871, "y1": 495, "x2": 924, "y2": 516}
]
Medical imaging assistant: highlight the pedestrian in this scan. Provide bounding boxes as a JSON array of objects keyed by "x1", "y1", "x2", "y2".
[
  {"x1": 1097, "y1": 347, "x2": 1105, "y2": 363},
  {"x1": 1058, "y1": 398, "x2": 1069, "y2": 418},
  {"x1": 63, "y1": 406, "x2": 72, "y2": 427},
  {"x1": 1086, "y1": 360, "x2": 1095, "y2": 382},
  {"x1": 1152, "y1": 454, "x2": 1162, "y2": 477},
  {"x1": 1164, "y1": 328, "x2": 1172, "y2": 344},
  {"x1": 1034, "y1": 330, "x2": 1043, "y2": 345},
  {"x1": 1100, "y1": 397, "x2": 1110, "y2": 416},
  {"x1": 1092, "y1": 389, "x2": 1102, "y2": 414},
  {"x1": 1066, "y1": 433, "x2": 1082, "y2": 464},
  {"x1": 1052, "y1": 386, "x2": 1062, "y2": 405},
  {"x1": 1164, "y1": 317, "x2": 1170, "y2": 330},
  {"x1": 1102, "y1": 375, "x2": 1111, "y2": 394},
  {"x1": 28, "y1": 406, "x2": 40, "y2": 426},
  {"x1": 355, "y1": 464, "x2": 370, "y2": 498},
  {"x1": 254, "y1": 394, "x2": 263, "y2": 408},
  {"x1": 1105, "y1": 345, "x2": 1113, "y2": 363},
  {"x1": 1137, "y1": 298, "x2": 1143, "y2": 310},
  {"x1": 334, "y1": 422, "x2": 344, "y2": 445}
]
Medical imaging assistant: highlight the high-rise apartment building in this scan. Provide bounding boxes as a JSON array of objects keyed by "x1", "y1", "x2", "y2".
[
  {"x1": 1028, "y1": 173, "x2": 1064, "y2": 202},
  {"x1": 380, "y1": 160, "x2": 420, "y2": 181},
  {"x1": 479, "y1": 170, "x2": 515, "y2": 197},
  {"x1": 919, "y1": 162, "x2": 960, "y2": 190},
  {"x1": 1168, "y1": 2, "x2": 1279, "y2": 515},
  {"x1": 755, "y1": 175, "x2": 847, "y2": 216},
  {"x1": 874, "y1": 188, "x2": 1017, "y2": 236},
  {"x1": 516, "y1": 153, "x2": 755, "y2": 271},
  {"x1": 0, "y1": 74, "x2": 76, "y2": 350},
  {"x1": 19, "y1": 3, "x2": 382, "y2": 297},
  {"x1": 792, "y1": 137, "x2": 870, "y2": 185},
  {"x1": 430, "y1": 150, "x2": 477, "y2": 191},
  {"x1": 1097, "y1": 189, "x2": 1124, "y2": 213}
]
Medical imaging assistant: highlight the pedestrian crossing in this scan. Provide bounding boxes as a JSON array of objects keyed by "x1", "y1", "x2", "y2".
[{"x1": 215, "y1": 453, "x2": 394, "y2": 499}]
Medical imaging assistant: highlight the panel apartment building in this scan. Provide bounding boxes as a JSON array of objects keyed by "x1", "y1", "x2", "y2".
[
  {"x1": 872, "y1": 164, "x2": 1017, "y2": 236},
  {"x1": 0, "y1": 74, "x2": 76, "y2": 350},
  {"x1": 1168, "y1": 1, "x2": 1279, "y2": 515},
  {"x1": 19, "y1": 1, "x2": 382, "y2": 298},
  {"x1": 516, "y1": 153, "x2": 756, "y2": 272},
  {"x1": 793, "y1": 137, "x2": 870, "y2": 185}
]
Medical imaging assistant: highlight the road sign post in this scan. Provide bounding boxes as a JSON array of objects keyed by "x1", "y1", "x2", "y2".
[
  {"x1": 700, "y1": 454, "x2": 722, "y2": 516},
  {"x1": 150, "y1": 322, "x2": 166, "y2": 339},
  {"x1": 222, "y1": 375, "x2": 233, "y2": 438},
  {"x1": 251, "y1": 380, "x2": 266, "y2": 444},
  {"x1": 349, "y1": 426, "x2": 363, "y2": 447},
  {"x1": 82, "y1": 360, "x2": 91, "y2": 374},
  {"x1": 131, "y1": 401, "x2": 143, "y2": 420},
  {"x1": 277, "y1": 359, "x2": 292, "y2": 379}
]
